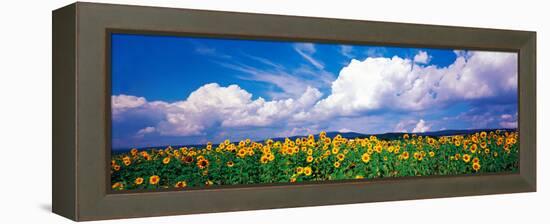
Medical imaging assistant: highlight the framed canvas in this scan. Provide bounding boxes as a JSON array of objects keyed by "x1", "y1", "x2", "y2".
[{"x1": 52, "y1": 2, "x2": 536, "y2": 221}]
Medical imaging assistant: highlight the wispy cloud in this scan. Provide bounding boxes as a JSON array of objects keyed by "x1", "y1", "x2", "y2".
[
  {"x1": 194, "y1": 46, "x2": 232, "y2": 59},
  {"x1": 188, "y1": 38, "x2": 232, "y2": 59},
  {"x1": 340, "y1": 45, "x2": 354, "y2": 58},
  {"x1": 365, "y1": 47, "x2": 387, "y2": 58},
  {"x1": 218, "y1": 62, "x2": 323, "y2": 99},
  {"x1": 292, "y1": 64, "x2": 334, "y2": 86},
  {"x1": 440, "y1": 104, "x2": 518, "y2": 130},
  {"x1": 214, "y1": 46, "x2": 336, "y2": 100},
  {"x1": 294, "y1": 43, "x2": 324, "y2": 70},
  {"x1": 241, "y1": 53, "x2": 285, "y2": 70}
]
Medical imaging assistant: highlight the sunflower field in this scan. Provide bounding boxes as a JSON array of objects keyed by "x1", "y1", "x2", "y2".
[{"x1": 110, "y1": 130, "x2": 519, "y2": 191}]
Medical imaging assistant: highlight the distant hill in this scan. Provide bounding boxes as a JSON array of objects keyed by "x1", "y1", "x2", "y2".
[
  {"x1": 112, "y1": 128, "x2": 516, "y2": 154},
  {"x1": 272, "y1": 128, "x2": 516, "y2": 142}
]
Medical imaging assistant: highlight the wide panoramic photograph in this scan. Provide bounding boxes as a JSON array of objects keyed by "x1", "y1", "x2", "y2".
[{"x1": 110, "y1": 33, "x2": 519, "y2": 191}]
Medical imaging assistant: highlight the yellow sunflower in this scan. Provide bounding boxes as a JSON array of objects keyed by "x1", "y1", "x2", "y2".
[
  {"x1": 296, "y1": 166, "x2": 304, "y2": 174},
  {"x1": 174, "y1": 181, "x2": 187, "y2": 188},
  {"x1": 197, "y1": 159, "x2": 209, "y2": 169},
  {"x1": 402, "y1": 151, "x2": 410, "y2": 160},
  {"x1": 462, "y1": 154, "x2": 471, "y2": 163},
  {"x1": 205, "y1": 180, "x2": 214, "y2": 186},
  {"x1": 361, "y1": 153, "x2": 371, "y2": 163},
  {"x1": 454, "y1": 140, "x2": 461, "y2": 147},
  {"x1": 480, "y1": 141, "x2": 487, "y2": 149},
  {"x1": 237, "y1": 149, "x2": 247, "y2": 158},
  {"x1": 111, "y1": 182, "x2": 123, "y2": 190},
  {"x1": 472, "y1": 162, "x2": 481, "y2": 172},
  {"x1": 374, "y1": 145, "x2": 382, "y2": 153},
  {"x1": 226, "y1": 161, "x2": 234, "y2": 167},
  {"x1": 480, "y1": 131, "x2": 487, "y2": 139},
  {"x1": 413, "y1": 152, "x2": 422, "y2": 161},
  {"x1": 470, "y1": 144, "x2": 478, "y2": 154},
  {"x1": 471, "y1": 135, "x2": 479, "y2": 144},
  {"x1": 182, "y1": 155, "x2": 194, "y2": 164},
  {"x1": 134, "y1": 177, "x2": 144, "y2": 185},
  {"x1": 304, "y1": 166, "x2": 312, "y2": 176},
  {"x1": 149, "y1": 175, "x2": 160, "y2": 185},
  {"x1": 416, "y1": 152, "x2": 424, "y2": 161},
  {"x1": 497, "y1": 137, "x2": 504, "y2": 146},
  {"x1": 337, "y1": 153, "x2": 345, "y2": 161},
  {"x1": 367, "y1": 148, "x2": 374, "y2": 154},
  {"x1": 260, "y1": 155, "x2": 269, "y2": 164}
]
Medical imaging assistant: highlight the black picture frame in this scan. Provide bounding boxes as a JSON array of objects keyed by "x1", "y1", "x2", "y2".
[{"x1": 53, "y1": 2, "x2": 536, "y2": 221}]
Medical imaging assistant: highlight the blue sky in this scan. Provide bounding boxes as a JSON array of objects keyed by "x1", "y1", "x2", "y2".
[
  {"x1": 112, "y1": 34, "x2": 457, "y2": 102},
  {"x1": 111, "y1": 33, "x2": 518, "y2": 149}
]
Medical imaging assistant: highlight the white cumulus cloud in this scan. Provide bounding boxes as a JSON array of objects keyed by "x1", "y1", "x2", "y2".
[
  {"x1": 112, "y1": 95, "x2": 147, "y2": 117},
  {"x1": 135, "y1": 126, "x2": 156, "y2": 137},
  {"x1": 413, "y1": 51, "x2": 430, "y2": 64},
  {"x1": 412, "y1": 119, "x2": 431, "y2": 133},
  {"x1": 394, "y1": 119, "x2": 417, "y2": 132},
  {"x1": 113, "y1": 83, "x2": 322, "y2": 137},
  {"x1": 338, "y1": 128, "x2": 354, "y2": 133},
  {"x1": 310, "y1": 50, "x2": 517, "y2": 117},
  {"x1": 499, "y1": 113, "x2": 518, "y2": 128}
]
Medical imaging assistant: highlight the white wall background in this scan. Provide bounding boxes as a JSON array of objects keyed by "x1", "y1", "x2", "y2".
[{"x1": 0, "y1": 0, "x2": 547, "y2": 223}]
